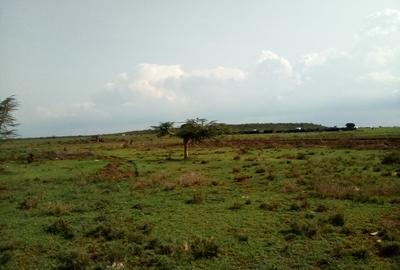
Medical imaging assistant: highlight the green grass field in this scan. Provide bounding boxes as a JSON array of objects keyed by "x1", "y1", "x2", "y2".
[{"x1": 1, "y1": 128, "x2": 400, "y2": 269}]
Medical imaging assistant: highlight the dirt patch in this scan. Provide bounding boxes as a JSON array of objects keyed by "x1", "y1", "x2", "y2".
[{"x1": 97, "y1": 161, "x2": 137, "y2": 181}]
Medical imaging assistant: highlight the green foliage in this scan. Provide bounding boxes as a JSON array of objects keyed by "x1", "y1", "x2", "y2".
[
  {"x1": 0, "y1": 95, "x2": 19, "y2": 138},
  {"x1": 328, "y1": 213, "x2": 345, "y2": 227},
  {"x1": 45, "y1": 219, "x2": 75, "y2": 239},
  {"x1": 190, "y1": 237, "x2": 219, "y2": 259},
  {"x1": 379, "y1": 242, "x2": 400, "y2": 257},
  {"x1": 175, "y1": 118, "x2": 220, "y2": 143},
  {"x1": 152, "y1": 121, "x2": 175, "y2": 137},
  {"x1": 381, "y1": 152, "x2": 400, "y2": 165}
]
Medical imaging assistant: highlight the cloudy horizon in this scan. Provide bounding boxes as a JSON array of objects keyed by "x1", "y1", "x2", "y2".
[{"x1": 1, "y1": 1, "x2": 399, "y2": 137}]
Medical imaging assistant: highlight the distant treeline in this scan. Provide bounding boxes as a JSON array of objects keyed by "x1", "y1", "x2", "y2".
[
  {"x1": 130, "y1": 122, "x2": 355, "y2": 136},
  {"x1": 227, "y1": 123, "x2": 327, "y2": 134}
]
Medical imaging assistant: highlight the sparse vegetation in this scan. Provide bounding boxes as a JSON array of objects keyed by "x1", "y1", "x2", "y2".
[{"x1": 0, "y1": 128, "x2": 399, "y2": 269}]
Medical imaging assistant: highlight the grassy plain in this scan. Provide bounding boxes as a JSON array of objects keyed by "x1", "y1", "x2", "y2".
[{"x1": 0, "y1": 128, "x2": 399, "y2": 269}]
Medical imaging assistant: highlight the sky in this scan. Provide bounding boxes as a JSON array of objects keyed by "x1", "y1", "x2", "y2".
[{"x1": 0, "y1": 0, "x2": 399, "y2": 137}]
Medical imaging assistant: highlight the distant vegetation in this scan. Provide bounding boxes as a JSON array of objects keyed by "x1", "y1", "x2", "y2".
[{"x1": 226, "y1": 122, "x2": 327, "y2": 133}]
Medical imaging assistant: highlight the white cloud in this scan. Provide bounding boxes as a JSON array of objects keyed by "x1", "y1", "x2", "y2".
[
  {"x1": 357, "y1": 71, "x2": 400, "y2": 83},
  {"x1": 364, "y1": 9, "x2": 400, "y2": 36},
  {"x1": 298, "y1": 49, "x2": 349, "y2": 71},
  {"x1": 31, "y1": 9, "x2": 400, "y2": 136},
  {"x1": 256, "y1": 50, "x2": 293, "y2": 78},
  {"x1": 189, "y1": 66, "x2": 246, "y2": 81}
]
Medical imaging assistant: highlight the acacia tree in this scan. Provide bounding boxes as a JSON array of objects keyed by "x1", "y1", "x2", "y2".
[
  {"x1": 0, "y1": 95, "x2": 19, "y2": 139},
  {"x1": 151, "y1": 121, "x2": 175, "y2": 137},
  {"x1": 153, "y1": 118, "x2": 221, "y2": 159}
]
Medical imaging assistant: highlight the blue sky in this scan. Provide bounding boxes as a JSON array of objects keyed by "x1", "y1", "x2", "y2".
[{"x1": 1, "y1": 0, "x2": 399, "y2": 137}]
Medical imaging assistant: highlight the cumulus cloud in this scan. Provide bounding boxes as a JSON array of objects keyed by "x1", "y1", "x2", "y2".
[
  {"x1": 32, "y1": 9, "x2": 400, "y2": 136},
  {"x1": 362, "y1": 9, "x2": 400, "y2": 37}
]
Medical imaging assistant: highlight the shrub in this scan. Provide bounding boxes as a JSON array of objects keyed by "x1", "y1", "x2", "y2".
[
  {"x1": 296, "y1": 152, "x2": 306, "y2": 160},
  {"x1": 328, "y1": 213, "x2": 345, "y2": 226},
  {"x1": 186, "y1": 193, "x2": 205, "y2": 204},
  {"x1": 350, "y1": 248, "x2": 369, "y2": 260},
  {"x1": 85, "y1": 221, "x2": 149, "y2": 243},
  {"x1": 315, "y1": 204, "x2": 328, "y2": 212},
  {"x1": 45, "y1": 219, "x2": 75, "y2": 239},
  {"x1": 381, "y1": 153, "x2": 400, "y2": 165},
  {"x1": 228, "y1": 202, "x2": 242, "y2": 210},
  {"x1": 43, "y1": 202, "x2": 76, "y2": 216},
  {"x1": 265, "y1": 171, "x2": 276, "y2": 181},
  {"x1": 19, "y1": 196, "x2": 39, "y2": 210},
  {"x1": 255, "y1": 168, "x2": 266, "y2": 174},
  {"x1": 234, "y1": 174, "x2": 249, "y2": 182},
  {"x1": 150, "y1": 255, "x2": 175, "y2": 270},
  {"x1": 282, "y1": 182, "x2": 299, "y2": 193},
  {"x1": 378, "y1": 241, "x2": 400, "y2": 257},
  {"x1": 283, "y1": 221, "x2": 319, "y2": 239},
  {"x1": 289, "y1": 201, "x2": 309, "y2": 211},
  {"x1": 190, "y1": 237, "x2": 219, "y2": 259},
  {"x1": 234, "y1": 232, "x2": 248, "y2": 242},
  {"x1": 311, "y1": 179, "x2": 354, "y2": 199},
  {"x1": 178, "y1": 171, "x2": 208, "y2": 187},
  {"x1": 56, "y1": 250, "x2": 90, "y2": 270},
  {"x1": 259, "y1": 202, "x2": 279, "y2": 211},
  {"x1": 232, "y1": 167, "x2": 241, "y2": 173}
]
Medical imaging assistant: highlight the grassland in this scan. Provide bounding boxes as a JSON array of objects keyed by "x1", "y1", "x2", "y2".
[{"x1": 0, "y1": 128, "x2": 399, "y2": 269}]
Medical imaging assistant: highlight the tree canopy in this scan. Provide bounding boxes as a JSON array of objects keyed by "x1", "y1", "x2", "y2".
[
  {"x1": 153, "y1": 118, "x2": 223, "y2": 159},
  {"x1": 0, "y1": 95, "x2": 19, "y2": 138}
]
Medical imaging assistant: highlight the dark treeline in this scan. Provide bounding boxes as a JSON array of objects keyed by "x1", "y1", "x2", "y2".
[{"x1": 227, "y1": 123, "x2": 327, "y2": 134}]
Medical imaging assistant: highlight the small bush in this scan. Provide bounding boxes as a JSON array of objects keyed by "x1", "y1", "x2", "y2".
[
  {"x1": 265, "y1": 171, "x2": 276, "y2": 181},
  {"x1": 350, "y1": 248, "x2": 369, "y2": 260},
  {"x1": 190, "y1": 237, "x2": 219, "y2": 259},
  {"x1": 296, "y1": 152, "x2": 306, "y2": 160},
  {"x1": 232, "y1": 167, "x2": 241, "y2": 173},
  {"x1": 45, "y1": 219, "x2": 75, "y2": 239},
  {"x1": 328, "y1": 213, "x2": 345, "y2": 226},
  {"x1": 19, "y1": 196, "x2": 39, "y2": 210},
  {"x1": 178, "y1": 171, "x2": 208, "y2": 187},
  {"x1": 283, "y1": 182, "x2": 299, "y2": 193},
  {"x1": 315, "y1": 204, "x2": 328, "y2": 212},
  {"x1": 85, "y1": 221, "x2": 149, "y2": 243},
  {"x1": 56, "y1": 250, "x2": 90, "y2": 270},
  {"x1": 381, "y1": 153, "x2": 400, "y2": 165},
  {"x1": 186, "y1": 193, "x2": 205, "y2": 204},
  {"x1": 259, "y1": 202, "x2": 279, "y2": 211},
  {"x1": 234, "y1": 233, "x2": 248, "y2": 242},
  {"x1": 132, "y1": 202, "x2": 144, "y2": 210},
  {"x1": 162, "y1": 182, "x2": 176, "y2": 191},
  {"x1": 288, "y1": 202, "x2": 305, "y2": 211},
  {"x1": 43, "y1": 202, "x2": 76, "y2": 216},
  {"x1": 255, "y1": 168, "x2": 266, "y2": 174},
  {"x1": 283, "y1": 233, "x2": 297, "y2": 241},
  {"x1": 150, "y1": 255, "x2": 176, "y2": 270},
  {"x1": 283, "y1": 221, "x2": 319, "y2": 239},
  {"x1": 228, "y1": 202, "x2": 242, "y2": 210},
  {"x1": 234, "y1": 174, "x2": 249, "y2": 182},
  {"x1": 378, "y1": 241, "x2": 400, "y2": 257}
]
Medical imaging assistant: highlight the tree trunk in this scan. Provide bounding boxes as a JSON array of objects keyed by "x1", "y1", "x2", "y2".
[{"x1": 183, "y1": 138, "x2": 189, "y2": 159}]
